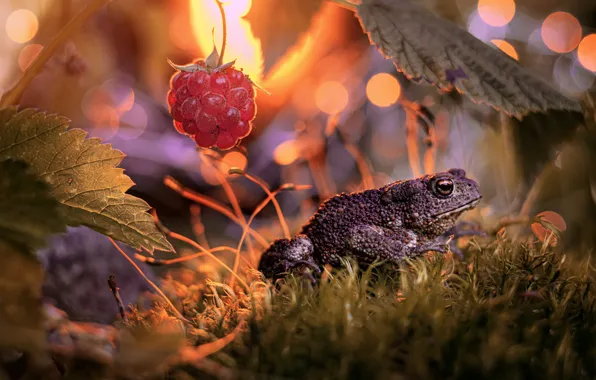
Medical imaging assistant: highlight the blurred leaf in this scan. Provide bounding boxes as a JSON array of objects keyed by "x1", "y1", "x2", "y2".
[
  {"x1": 0, "y1": 160, "x2": 64, "y2": 353},
  {"x1": 0, "y1": 159, "x2": 66, "y2": 251},
  {"x1": 0, "y1": 241, "x2": 46, "y2": 353},
  {"x1": 356, "y1": 0, "x2": 582, "y2": 118},
  {"x1": 0, "y1": 107, "x2": 173, "y2": 253},
  {"x1": 508, "y1": 110, "x2": 584, "y2": 187},
  {"x1": 245, "y1": 0, "x2": 323, "y2": 77}
]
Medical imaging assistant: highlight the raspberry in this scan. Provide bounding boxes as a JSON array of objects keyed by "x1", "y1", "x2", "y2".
[
  {"x1": 210, "y1": 72, "x2": 230, "y2": 94},
  {"x1": 229, "y1": 120, "x2": 251, "y2": 139},
  {"x1": 175, "y1": 86, "x2": 191, "y2": 104},
  {"x1": 180, "y1": 98, "x2": 201, "y2": 120},
  {"x1": 173, "y1": 121, "x2": 186, "y2": 134},
  {"x1": 226, "y1": 68, "x2": 244, "y2": 87},
  {"x1": 167, "y1": 58, "x2": 258, "y2": 150},
  {"x1": 201, "y1": 92, "x2": 226, "y2": 115},
  {"x1": 188, "y1": 71, "x2": 211, "y2": 97},
  {"x1": 196, "y1": 111, "x2": 218, "y2": 132},
  {"x1": 241, "y1": 78, "x2": 255, "y2": 99},
  {"x1": 227, "y1": 87, "x2": 248, "y2": 108},
  {"x1": 195, "y1": 130, "x2": 218, "y2": 148},
  {"x1": 220, "y1": 106, "x2": 240, "y2": 129},
  {"x1": 182, "y1": 121, "x2": 199, "y2": 135},
  {"x1": 216, "y1": 130, "x2": 236, "y2": 150},
  {"x1": 170, "y1": 71, "x2": 190, "y2": 89},
  {"x1": 239, "y1": 99, "x2": 256, "y2": 121},
  {"x1": 167, "y1": 90, "x2": 176, "y2": 108},
  {"x1": 171, "y1": 104, "x2": 184, "y2": 122}
]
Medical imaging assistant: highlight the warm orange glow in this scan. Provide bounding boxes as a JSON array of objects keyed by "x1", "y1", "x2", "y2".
[
  {"x1": 169, "y1": 13, "x2": 199, "y2": 52},
  {"x1": 315, "y1": 81, "x2": 348, "y2": 115},
  {"x1": 6, "y1": 9, "x2": 39, "y2": 43},
  {"x1": 273, "y1": 140, "x2": 300, "y2": 166},
  {"x1": 18, "y1": 44, "x2": 44, "y2": 71},
  {"x1": 188, "y1": 0, "x2": 317, "y2": 88},
  {"x1": 366, "y1": 73, "x2": 401, "y2": 107},
  {"x1": 190, "y1": 0, "x2": 262, "y2": 80},
  {"x1": 490, "y1": 39, "x2": 519, "y2": 60},
  {"x1": 578, "y1": 34, "x2": 596, "y2": 72},
  {"x1": 541, "y1": 12, "x2": 582, "y2": 53},
  {"x1": 221, "y1": 151, "x2": 248, "y2": 172},
  {"x1": 477, "y1": 0, "x2": 515, "y2": 27}
]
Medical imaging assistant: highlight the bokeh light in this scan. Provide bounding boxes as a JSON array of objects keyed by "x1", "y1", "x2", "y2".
[
  {"x1": 315, "y1": 81, "x2": 348, "y2": 115},
  {"x1": 221, "y1": 151, "x2": 248, "y2": 172},
  {"x1": 18, "y1": 44, "x2": 44, "y2": 71},
  {"x1": 5, "y1": 9, "x2": 39, "y2": 44},
  {"x1": 273, "y1": 140, "x2": 300, "y2": 166},
  {"x1": 578, "y1": 34, "x2": 596, "y2": 72},
  {"x1": 490, "y1": 39, "x2": 518, "y2": 60},
  {"x1": 467, "y1": 9, "x2": 508, "y2": 42},
  {"x1": 541, "y1": 12, "x2": 582, "y2": 53},
  {"x1": 366, "y1": 73, "x2": 401, "y2": 107},
  {"x1": 477, "y1": 0, "x2": 516, "y2": 27},
  {"x1": 119, "y1": 103, "x2": 148, "y2": 140},
  {"x1": 553, "y1": 54, "x2": 595, "y2": 96}
]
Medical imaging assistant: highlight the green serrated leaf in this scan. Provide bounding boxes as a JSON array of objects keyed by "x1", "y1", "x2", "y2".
[
  {"x1": 245, "y1": 0, "x2": 323, "y2": 77},
  {"x1": 0, "y1": 158, "x2": 66, "y2": 251},
  {"x1": 0, "y1": 107, "x2": 173, "y2": 253},
  {"x1": 356, "y1": 0, "x2": 583, "y2": 118}
]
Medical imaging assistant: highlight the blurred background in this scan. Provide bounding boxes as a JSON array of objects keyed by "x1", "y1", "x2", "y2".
[{"x1": 1, "y1": 0, "x2": 595, "y2": 258}]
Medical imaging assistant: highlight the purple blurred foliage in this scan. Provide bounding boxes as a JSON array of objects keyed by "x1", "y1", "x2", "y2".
[{"x1": 37, "y1": 226, "x2": 156, "y2": 324}]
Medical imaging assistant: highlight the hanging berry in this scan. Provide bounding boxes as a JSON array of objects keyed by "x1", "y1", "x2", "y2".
[
  {"x1": 167, "y1": 56, "x2": 259, "y2": 150},
  {"x1": 165, "y1": 1, "x2": 266, "y2": 151}
]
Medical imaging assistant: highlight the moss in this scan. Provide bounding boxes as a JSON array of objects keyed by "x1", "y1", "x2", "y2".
[{"x1": 143, "y1": 237, "x2": 596, "y2": 379}]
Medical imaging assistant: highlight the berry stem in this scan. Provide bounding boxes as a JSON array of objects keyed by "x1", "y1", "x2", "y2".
[
  {"x1": 0, "y1": 0, "x2": 112, "y2": 107},
  {"x1": 214, "y1": 0, "x2": 227, "y2": 67}
]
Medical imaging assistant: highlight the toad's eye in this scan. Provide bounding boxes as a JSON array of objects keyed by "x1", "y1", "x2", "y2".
[{"x1": 433, "y1": 179, "x2": 454, "y2": 196}]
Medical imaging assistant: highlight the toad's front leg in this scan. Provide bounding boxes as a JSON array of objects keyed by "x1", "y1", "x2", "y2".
[{"x1": 258, "y1": 234, "x2": 320, "y2": 285}]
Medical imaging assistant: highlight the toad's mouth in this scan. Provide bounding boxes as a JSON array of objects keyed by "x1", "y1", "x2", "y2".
[{"x1": 433, "y1": 197, "x2": 482, "y2": 218}]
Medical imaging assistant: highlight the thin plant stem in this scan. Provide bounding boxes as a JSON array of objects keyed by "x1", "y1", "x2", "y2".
[
  {"x1": 214, "y1": 0, "x2": 227, "y2": 67},
  {"x1": 164, "y1": 175, "x2": 269, "y2": 248},
  {"x1": 151, "y1": 208, "x2": 254, "y2": 269},
  {"x1": 135, "y1": 245, "x2": 252, "y2": 267},
  {"x1": 190, "y1": 205, "x2": 210, "y2": 249},
  {"x1": 230, "y1": 184, "x2": 311, "y2": 287},
  {"x1": 404, "y1": 104, "x2": 423, "y2": 177},
  {"x1": 107, "y1": 275, "x2": 129, "y2": 323},
  {"x1": 166, "y1": 230, "x2": 250, "y2": 291},
  {"x1": 231, "y1": 170, "x2": 291, "y2": 240},
  {"x1": 202, "y1": 153, "x2": 257, "y2": 254},
  {"x1": 0, "y1": 0, "x2": 112, "y2": 107},
  {"x1": 108, "y1": 238, "x2": 190, "y2": 323}
]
